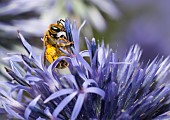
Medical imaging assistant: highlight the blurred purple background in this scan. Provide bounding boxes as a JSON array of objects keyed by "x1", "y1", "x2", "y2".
[{"x1": 114, "y1": 0, "x2": 170, "y2": 61}]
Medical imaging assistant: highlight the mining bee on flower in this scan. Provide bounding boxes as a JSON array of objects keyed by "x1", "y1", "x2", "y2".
[{"x1": 43, "y1": 19, "x2": 74, "y2": 69}]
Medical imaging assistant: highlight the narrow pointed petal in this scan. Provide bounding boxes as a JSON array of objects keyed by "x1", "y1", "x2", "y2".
[
  {"x1": 44, "y1": 89, "x2": 75, "y2": 103},
  {"x1": 72, "y1": 20, "x2": 79, "y2": 52},
  {"x1": 82, "y1": 79, "x2": 98, "y2": 88},
  {"x1": 85, "y1": 87, "x2": 105, "y2": 99},
  {"x1": 53, "y1": 91, "x2": 78, "y2": 118},
  {"x1": 2, "y1": 102, "x2": 24, "y2": 120},
  {"x1": 71, "y1": 94, "x2": 86, "y2": 120},
  {"x1": 18, "y1": 32, "x2": 36, "y2": 59},
  {"x1": 72, "y1": 48, "x2": 92, "y2": 74},
  {"x1": 24, "y1": 95, "x2": 41, "y2": 120}
]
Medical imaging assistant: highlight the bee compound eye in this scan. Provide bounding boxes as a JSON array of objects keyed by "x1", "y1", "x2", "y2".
[{"x1": 51, "y1": 26, "x2": 60, "y2": 32}]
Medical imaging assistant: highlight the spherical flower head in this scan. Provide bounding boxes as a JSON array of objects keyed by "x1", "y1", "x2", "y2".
[{"x1": 1, "y1": 18, "x2": 170, "y2": 120}]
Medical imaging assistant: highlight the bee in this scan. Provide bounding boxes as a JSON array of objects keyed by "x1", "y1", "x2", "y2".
[{"x1": 43, "y1": 19, "x2": 74, "y2": 69}]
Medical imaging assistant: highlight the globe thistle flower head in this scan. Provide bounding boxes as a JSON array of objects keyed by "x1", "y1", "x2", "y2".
[{"x1": 1, "y1": 19, "x2": 170, "y2": 120}]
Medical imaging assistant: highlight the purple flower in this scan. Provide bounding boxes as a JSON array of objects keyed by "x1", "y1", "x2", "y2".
[{"x1": 1, "y1": 19, "x2": 170, "y2": 120}]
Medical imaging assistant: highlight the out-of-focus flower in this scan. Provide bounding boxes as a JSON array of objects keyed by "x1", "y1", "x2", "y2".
[
  {"x1": 0, "y1": 0, "x2": 121, "y2": 38},
  {"x1": 1, "y1": 19, "x2": 170, "y2": 120},
  {"x1": 114, "y1": 0, "x2": 170, "y2": 61}
]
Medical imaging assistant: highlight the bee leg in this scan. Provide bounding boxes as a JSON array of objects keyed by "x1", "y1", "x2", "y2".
[
  {"x1": 63, "y1": 41, "x2": 74, "y2": 46},
  {"x1": 56, "y1": 38, "x2": 74, "y2": 46},
  {"x1": 58, "y1": 37, "x2": 69, "y2": 42},
  {"x1": 56, "y1": 42, "x2": 67, "y2": 47}
]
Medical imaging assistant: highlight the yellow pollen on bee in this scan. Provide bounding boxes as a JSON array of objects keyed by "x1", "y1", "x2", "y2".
[{"x1": 45, "y1": 44, "x2": 58, "y2": 63}]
